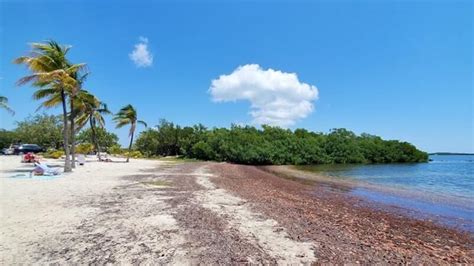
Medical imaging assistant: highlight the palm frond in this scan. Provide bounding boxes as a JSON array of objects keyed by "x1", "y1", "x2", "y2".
[
  {"x1": 0, "y1": 96, "x2": 14, "y2": 115},
  {"x1": 32, "y1": 87, "x2": 58, "y2": 100},
  {"x1": 95, "y1": 114, "x2": 106, "y2": 128},
  {"x1": 75, "y1": 112, "x2": 91, "y2": 130},
  {"x1": 137, "y1": 120, "x2": 148, "y2": 127},
  {"x1": 38, "y1": 93, "x2": 62, "y2": 110},
  {"x1": 16, "y1": 74, "x2": 40, "y2": 86},
  {"x1": 114, "y1": 118, "x2": 131, "y2": 128},
  {"x1": 67, "y1": 63, "x2": 87, "y2": 73},
  {"x1": 13, "y1": 56, "x2": 30, "y2": 64}
]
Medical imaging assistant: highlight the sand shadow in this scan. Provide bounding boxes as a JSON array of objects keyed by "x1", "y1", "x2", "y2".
[
  {"x1": 45, "y1": 164, "x2": 64, "y2": 168},
  {"x1": 2, "y1": 169, "x2": 34, "y2": 173}
]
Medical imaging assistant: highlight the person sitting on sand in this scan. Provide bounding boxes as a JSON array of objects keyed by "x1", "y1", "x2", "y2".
[{"x1": 99, "y1": 153, "x2": 113, "y2": 162}]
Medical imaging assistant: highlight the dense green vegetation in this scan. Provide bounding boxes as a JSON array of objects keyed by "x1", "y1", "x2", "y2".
[
  {"x1": 0, "y1": 113, "x2": 119, "y2": 152},
  {"x1": 0, "y1": 116, "x2": 429, "y2": 165},
  {"x1": 0, "y1": 129, "x2": 18, "y2": 150},
  {"x1": 76, "y1": 127, "x2": 119, "y2": 152},
  {"x1": 0, "y1": 114, "x2": 62, "y2": 149},
  {"x1": 135, "y1": 120, "x2": 428, "y2": 165}
]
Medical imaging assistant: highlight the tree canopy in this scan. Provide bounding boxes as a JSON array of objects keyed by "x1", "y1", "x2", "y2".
[
  {"x1": 113, "y1": 104, "x2": 147, "y2": 162},
  {"x1": 14, "y1": 114, "x2": 63, "y2": 149},
  {"x1": 0, "y1": 113, "x2": 118, "y2": 152},
  {"x1": 135, "y1": 120, "x2": 428, "y2": 165},
  {"x1": 76, "y1": 127, "x2": 119, "y2": 152}
]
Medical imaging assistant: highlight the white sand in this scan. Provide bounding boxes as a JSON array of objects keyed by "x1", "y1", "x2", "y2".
[
  {"x1": 193, "y1": 166, "x2": 316, "y2": 264},
  {"x1": 0, "y1": 156, "x2": 317, "y2": 264},
  {"x1": 0, "y1": 155, "x2": 167, "y2": 264}
]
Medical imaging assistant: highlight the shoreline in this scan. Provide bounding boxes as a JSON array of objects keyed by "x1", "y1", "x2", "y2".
[
  {"x1": 208, "y1": 162, "x2": 473, "y2": 263},
  {"x1": 1, "y1": 156, "x2": 472, "y2": 263},
  {"x1": 264, "y1": 165, "x2": 474, "y2": 234}
]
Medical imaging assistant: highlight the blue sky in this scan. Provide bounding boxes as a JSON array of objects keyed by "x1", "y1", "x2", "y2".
[{"x1": 1, "y1": 0, "x2": 472, "y2": 153}]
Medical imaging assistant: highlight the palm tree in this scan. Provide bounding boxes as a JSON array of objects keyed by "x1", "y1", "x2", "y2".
[
  {"x1": 69, "y1": 72, "x2": 89, "y2": 168},
  {"x1": 75, "y1": 91, "x2": 111, "y2": 160},
  {"x1": 14, "y1": 40, "x2": 85, "y2": 172},
  {"x1": 0, "y1": 96, "x2": 14, "y2": 115},
  {"x1": 113, "y1": 104, "x2": 147, "y2": 162}
]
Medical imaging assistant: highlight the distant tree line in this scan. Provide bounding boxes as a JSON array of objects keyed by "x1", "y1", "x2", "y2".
[
  {"x1": 1, "y1": 115, "x2": 429, "y2": 164},
  {"x1": 0, "y1": 114, "x2": 63, "y2": 150},
  {"x1": 135, "y1": 119, "x2": 429, "y2": 165},
  {"x1": 0, "y1": 113, "x2": 119, "y2": 152}
]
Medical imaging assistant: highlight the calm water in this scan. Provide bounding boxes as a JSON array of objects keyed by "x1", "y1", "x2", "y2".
[{"x1": 298, "y1": 155, "x2": 474, "y2": 232}]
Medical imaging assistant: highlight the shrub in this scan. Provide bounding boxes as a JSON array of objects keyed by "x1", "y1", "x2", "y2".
[
  {"x1": 190, "y1": 141, "x2": 214, "y2": 160},
  {"x1": 123, "y1": 150, "x2": 143, "y2": 158},
  {"x1": 43, "y1": 150, "x2": 65, "y2": 159},
  {"x1": 76, "y1": 143, "x2": 94, "y2": 154},
  {"x1": 109, "y1": 145, "x2": 123, "y2": 155},
  {"x1": 76, "y1": 127, "x2": 119, "y2": 152}
]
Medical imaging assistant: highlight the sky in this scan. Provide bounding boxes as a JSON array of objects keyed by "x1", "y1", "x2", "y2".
[{"x1": 0, "y1": 0, "x2": 472, "y2": 153}]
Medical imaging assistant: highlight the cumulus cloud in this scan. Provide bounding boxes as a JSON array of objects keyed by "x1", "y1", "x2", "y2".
[
  {"x1": 209, "y1": 64, "x2": 319, "y2": 127},
  {"x1": 129, "y1": 36, "x2": 153, "y2": 67}
]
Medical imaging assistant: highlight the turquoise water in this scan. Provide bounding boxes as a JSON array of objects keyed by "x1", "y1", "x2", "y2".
[{"x1": 298, "y1": 155, "x2": 474, "y2": 232}]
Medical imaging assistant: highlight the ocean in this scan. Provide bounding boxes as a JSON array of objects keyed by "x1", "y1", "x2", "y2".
[{"x1": 297, "y1": 155, "x2": 474, "y2": 232}]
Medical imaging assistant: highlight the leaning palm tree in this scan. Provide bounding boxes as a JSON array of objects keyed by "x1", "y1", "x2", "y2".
[
  {"x1": 75, "y1": 91, "x2": 111, "y2": 160},
  {"x1": 113, "y1": 104, "x2": 147, "y2": 162},
  {"x1": 14, "y1": 40, "x2": 85, "y2": 172},
  {"x1": 0, "y1": 96, "x2": 14, "y2": 115}
]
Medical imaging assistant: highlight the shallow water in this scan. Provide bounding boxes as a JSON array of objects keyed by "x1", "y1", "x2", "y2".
[{"x1": 297, "y1": 155, "x2": 474, "y2": 232}]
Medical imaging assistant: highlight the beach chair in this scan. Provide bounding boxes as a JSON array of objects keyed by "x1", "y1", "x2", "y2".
[{"x1": 78, "y1": 154, "x2": 86, "y2": 165}]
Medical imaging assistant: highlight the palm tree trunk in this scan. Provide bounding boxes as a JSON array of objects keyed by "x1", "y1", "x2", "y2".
[
  {"x1": 127, "y1": 130, "x2": 134, "y2": 163},
  {"x1": 70, "y1": 100, "x2": 76, "y2": 168},
  {"x1": 61, "y1": 90, "x2": 72, "y2": 172},
  {"x1": 90, "y1": 118, "x2": 102, "y2": 161}
]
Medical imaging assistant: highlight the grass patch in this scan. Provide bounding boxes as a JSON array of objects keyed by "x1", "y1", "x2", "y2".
[
  {"x1": 156, "y1": 156, "x2": 202, "y2": 163},
  {"x1": 141, "y1": 180, "x2": 171, "y2": 187}
]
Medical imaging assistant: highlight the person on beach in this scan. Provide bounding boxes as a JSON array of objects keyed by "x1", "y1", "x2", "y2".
[{"x1": 30, "y1": 162, "x2": 60, "y2": 176}]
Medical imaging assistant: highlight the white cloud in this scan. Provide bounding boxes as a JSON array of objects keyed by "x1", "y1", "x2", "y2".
[
  {"x1": 129, "y1": 36, "x2": 153, "y2": 67},
  {"x1": 209, "y1": 64, "x2": 319, "y2": 127}
]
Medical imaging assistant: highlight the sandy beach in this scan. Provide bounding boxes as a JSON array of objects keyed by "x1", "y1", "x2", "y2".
[
  {"x1": 0, "y1": 156, "x2": 472, "y2": 264},
  {"x1": 0, "y1": 156, "x2": 163, "y2": 263},
  {"x1": 2, "y1": 0, "x2": 472, "y2": 263}
]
